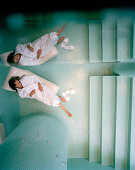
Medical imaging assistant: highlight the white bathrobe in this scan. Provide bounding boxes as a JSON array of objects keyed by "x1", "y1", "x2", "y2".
[
  {"x1": 15, "y1": 32, "x2": 58, "y2": 66},
  {"x1": 17, "y1": 75, "x2": 60, "y2": 107}
]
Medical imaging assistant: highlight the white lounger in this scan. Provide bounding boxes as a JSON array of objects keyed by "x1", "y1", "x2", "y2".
[
  {"x1": 2, "y1": 67, "x2": 59, "y2": 94},
  {"x1": 0, "y1": 46, "x2": 58, "y2": 66}
]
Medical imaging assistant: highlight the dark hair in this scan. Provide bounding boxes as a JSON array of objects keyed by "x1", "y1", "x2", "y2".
[
  {"x1": 8, "y1": 76, "x2": 21, "y2": 92},
  {"x1": 7, "y1": 51, "x2": 15, "y2": 64}
]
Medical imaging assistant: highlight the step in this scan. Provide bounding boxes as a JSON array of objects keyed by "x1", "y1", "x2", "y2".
[
  {"x1": 133, "y1": 21, "x2": 135, "y2": 59},
  {"x1": 117, "y1": 18, "x2": 132, "y2": 61},
  {"x1": 101, "y1": 76, "x2": 116, "y2": 165},
  {"x1": 88, "y1": 76, "x2": 102, "y2": 161},
  {"x1": 127, "y1": 77, "x2": 135, "y2": 170},
  {"x1": 114, "y1": 77, "x2": 130, "y2": 170},
  {"x1": 102, "y1": 19, "x2": 116, "y2": 62},
  {"x1": 89, "y1": 76, "x2": 134, "y2": 169},
  {"x1": 89, "y1": 20, "x2": 102, "y2": 63}
]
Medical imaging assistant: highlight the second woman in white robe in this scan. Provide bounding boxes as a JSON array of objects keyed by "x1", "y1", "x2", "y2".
[
  {"x1": 17, "y1": 75, "x2": 60, "y2": 107},
  {"x1": 15, "y1": 32, "x2": 58, "y2": 66}
]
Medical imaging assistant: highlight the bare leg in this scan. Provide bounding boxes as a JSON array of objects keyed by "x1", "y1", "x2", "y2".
[
  {"x1": 59, "y1": 96, "x2": 66, "y2": 103},
  {"x1": 57, "y1": 36, "x2": 64, "y2": 44},
  {"x1": 58, "y1": 103, "x2": 72, "y2": 117},
  {"x1": 56, "y1": 24, "x2": 67, "y2": 36}
]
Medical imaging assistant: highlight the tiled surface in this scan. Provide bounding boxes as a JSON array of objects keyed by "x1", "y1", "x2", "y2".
[
  {"x1": 0, "y1": 13, "x2": 115, "y2": 158},
  {"x1": 18, "y1": 63, "x2": 114, "y2": 158},
  {"x1": 67, "y1": 158, "x2": 114, "y2": 170},
  {"x1": 19, "y1": 64, "x2": 90, "y2": 158}
]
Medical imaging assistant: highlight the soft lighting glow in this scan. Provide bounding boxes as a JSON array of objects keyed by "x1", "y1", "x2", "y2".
[{"x1": 7, "y1": 13, "x2": 25, "y2": 29}]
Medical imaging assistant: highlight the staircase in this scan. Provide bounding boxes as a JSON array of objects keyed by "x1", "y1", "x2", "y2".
[
  {"x1": 88, "y1": 17, "x2": 135, "y2": 169},
  {"x1": 89, "y1": 18, "x2": 135, "y2": 63},
  {"x1": 88, "y1": 76, "x2": 135, "y2": 170}
]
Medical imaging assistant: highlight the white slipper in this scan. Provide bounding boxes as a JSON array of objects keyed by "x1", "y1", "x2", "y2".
[
  {"x1": 63, "y1": 45, "x2": 75, "y2": 50},
  {"x1": 62, "y1": 92, "x2": 70, "y2": 101},
  {"x1": 61, "y1": 38, "x2": 69, "y2": 48},
  {"x1": 65, "y1": 89, "x2": 76, "y2": 95}
]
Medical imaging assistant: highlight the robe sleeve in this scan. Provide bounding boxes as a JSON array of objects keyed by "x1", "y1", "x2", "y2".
[
  {"x1": 15, "y1": 44, "x2": 27, "y2": 55},
  {"x1": 20, "y1": 75, "x2": 42, "y2": 87},
  {"x1": 17, "y1": 89, "x2": 32, "y2": 98},
  {"x1": 15, "y1": 43, "x2": 39, "y2": 66}
]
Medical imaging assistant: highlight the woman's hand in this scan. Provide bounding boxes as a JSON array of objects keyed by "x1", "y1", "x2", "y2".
[
  {"x1": 27, "y1": 44, "x2": 34, "y2": 52},
  {"x1": 37, "y1": 49, "x2": 42, "y2": 59},
  {"x1": 29, "y1": 89, "x2": 36, "y2": 97},
  {"x1": 38, "y1": 82, "x2": 43, "y2": 92}
]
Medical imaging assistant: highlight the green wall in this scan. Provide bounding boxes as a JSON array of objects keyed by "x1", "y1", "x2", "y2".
[
  {"x1": 112, "y1": 62, "x2": 135, "y2": 76},
  {"x1": 0, "y1": 66, "x2": 20, "y2": 136},
  {"x1": 67, "y1": 159, "x2": 115, "y2": 170},
  {"x1": 0, "y1": 113, "x2": 68, "y2": 170}
]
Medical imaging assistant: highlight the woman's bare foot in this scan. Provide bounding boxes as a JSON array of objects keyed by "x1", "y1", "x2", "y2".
[
  {"x1": 59, "y1": 96, "x2": 66, "y2": 102},
  {"x1": 67, "y1": 112, "x2": 72, "y2": 117},
  {"x1": 57, "y1": 36, "x2": 64, "y2": 44}
]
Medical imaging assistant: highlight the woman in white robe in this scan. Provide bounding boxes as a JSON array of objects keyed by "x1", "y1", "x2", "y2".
[
  {"x1": 8, "y1": 75, "x2": 72, "y2": 117},
  {"x1": 7, "y1": 24, "x2": 66, "y2": 66}
]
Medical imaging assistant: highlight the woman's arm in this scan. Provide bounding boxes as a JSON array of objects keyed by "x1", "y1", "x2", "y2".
[
  {"x1": 21, "y1": 75, "x2": 42, "y2": 86},
  {"x1": 38, "y1": 82, "x2": 43, "y2": 92},
  {"x1": 17, "y1": 89, "x2": 32, "y2": 98},
  {"x1": 37, "y1": 49, "x2": 42, "y2": 59},
  {"x1": 27, "y1": 44, "x2": 34, "y2": 52},
  {"x1": 29, "y1": 90, "x2": 36, "y2": 97}
]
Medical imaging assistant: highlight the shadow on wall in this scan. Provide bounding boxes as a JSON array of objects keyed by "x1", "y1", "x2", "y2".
[{"x1": 112, "y1": 62, "x2": 135, "y2": 76}]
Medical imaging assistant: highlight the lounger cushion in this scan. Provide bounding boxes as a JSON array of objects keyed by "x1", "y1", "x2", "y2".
[
  {"x1": 2, "y1": 67, "x2": 59, "y2": 94},
  {"x1": 0, "y1": 51, "x2": 12, "y2": 66},
  {"x1": 0, "y1": 46, "x2": 58, "y2": 66}
]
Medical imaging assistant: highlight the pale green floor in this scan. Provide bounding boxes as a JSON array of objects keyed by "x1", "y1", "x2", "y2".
[
  {"x1": 67, "y1": 159, "x2": 115, "y2": 170},
  {"x1": 19, "y1": 63, "x2": 114, "y2": 158},
  {"x1": 18, "y1": 21, "x2": 115, "y2": 158},
  {"x1": 0, "y1": 14, "x2": 115, "y2": 158}
]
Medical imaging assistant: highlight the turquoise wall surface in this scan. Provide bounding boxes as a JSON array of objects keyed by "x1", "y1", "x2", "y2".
[
  {"x1": 0, "y1": 113, "x2": 68, "y2": 170},
  {"x1": 112, "y1": 62, "x2": 135, "y2": 76},
  {"x1": 1, "y1": 9, "x2": 135, "y2": 170},
  {"x1": 68, "y1": 159, "x2": 115, "y2": 170},
  {"x1": 0, "y1": 66, "x2": 20, "y2": 136}
]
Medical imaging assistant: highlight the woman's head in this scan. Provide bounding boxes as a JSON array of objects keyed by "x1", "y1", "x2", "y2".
[
  {"x1": 8, "y1": 76, "x2": 23, "y2": 91},
  {"x1": 7, "y1": 51, "x2": 21, "y2": 64}
]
